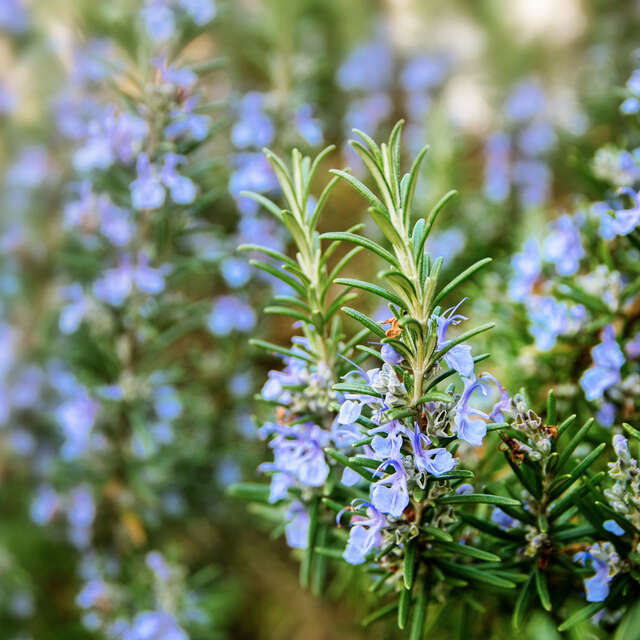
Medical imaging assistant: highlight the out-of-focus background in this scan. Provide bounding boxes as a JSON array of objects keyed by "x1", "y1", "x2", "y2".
[{"x1": 1, "y1": 0, "x2": 639, "y2": 638}]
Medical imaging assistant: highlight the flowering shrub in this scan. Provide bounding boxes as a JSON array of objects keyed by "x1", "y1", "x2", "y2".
[
  {"x1": 232, "y1": 122, "x2": 640, "y2": 635},
  {"x1": 6, "y1": 1, "x2": 640, "y2": 638}
]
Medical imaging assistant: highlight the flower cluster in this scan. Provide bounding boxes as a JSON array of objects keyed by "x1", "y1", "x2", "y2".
[{"x1": 502, "y1": 66, "x2": 640, "y2": 427}]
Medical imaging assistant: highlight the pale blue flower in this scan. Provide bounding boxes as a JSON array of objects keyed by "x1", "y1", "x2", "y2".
[
  {"x1": 580, "y1": 325, "x2": 624, "y2": 401},
  {"x1": 341, "y1": 500, "x2": 386, "y2": 565},
  {"x1": 371, "y1": 459, "x2": 409, "y2": 517},
  {"x1": 603, "y1": 520, "x2": 624, "y2": 536}
]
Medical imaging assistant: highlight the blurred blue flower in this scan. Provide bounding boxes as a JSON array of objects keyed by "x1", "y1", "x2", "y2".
[
  {"x1": 337, "y1": 41, "x2": 392, "y2": 92},
  {"x1": 371, "y1": 459, "x2": 409, "y2": 517},
  {"x1": 141, "y1": 2, "x2": 176, "y2": 42},
  {"x1": 284, "y1": 501, "x2": 309, "y2": 549},
  {"x1": 124, "y1": 611, "x2": 188, "y2": 640},
  {"x1": 231, "y1": 92, "x2": 274, "y2": 148},
  {"x1": 504, "y1": 80, "x2": 545, "y2": 123},
  {"x1": 207, "y1": 295, "x2": 256, "y2": 335},
  {"x1": 491, "y1": 507, "x2": 518, "y2": 530},
  {"x1": 295, "y1": 103, "x2": 323, "y2": 146},
  {"x1": 342, "y1": 500, "x2": 386, "y2": 565},
  {"x1": 30, "y1": 484, "x2": 60, "y2": 525},
  {"x1": 580, "y1": 325, "x2": 624, "y2": 401},
  {"x1": 544, "y1": 214, "x2": 584, "y2": 276},
  {"x1": 527, "y1": 296, "x2": 568, "y2": 351},
  {"x1": 221, "y1": 257, "x2": 251, "y2": 288},
  {"x1": 484, "y1": 132, "x2": 510, "y2": 203}
]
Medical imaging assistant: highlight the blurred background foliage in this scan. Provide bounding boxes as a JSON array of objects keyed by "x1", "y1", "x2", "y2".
[{"x1": 2, "y1": 0, "x2": 640, "y2": 638}]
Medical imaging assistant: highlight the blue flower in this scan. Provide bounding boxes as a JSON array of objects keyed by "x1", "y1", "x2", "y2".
[
  {"x1": 491, "y1": 507, "x2": 518, "y2": 530},
  {"x1": 574, "y1": 543, "x2": 619, "y2": 602},
  {"x1": 543, "y1": 214, "x2": 584, "y2": 276},
  {"x1": 284, "y1": 501, "x2": 309, "y2": 549},
  {"x1": 599, "y1": 188, "x2": 640, "y2": 239},
  {"x1": 160, "y1": 153, "x2": 197, "y2": 204},
  {"x1": 231, "y1": 92, "x2": 274, "y2": 149},
  {"x1": 517, "y1": 120, "x2": 556, "y2": 156},
  {"x1": 165, "y1": 96, "x2": 211, "y2": 141},
  {"x1": 400, "y1": 55, "x2": 448, "y2": 92},
  {"x1": 380, "y1": 343, "x2": 403, "y2": 365},
  {"x1": 141, "y1": 2, "x2": 176, "y2": 42},
  {"x1": 527, "y1": 296, "x2": 568, "y2": 351},
  {"x1": 336, "y1": 41, "x2": 392, "y2": 92},
  {"x1": 508, "y1": 239, "x2": 541, "y2": 302},
  {"x1": 341, "y1": 500, "x2": 386, "y2": 565},
  {"x1": 453, "y1": 378, "x2": 490, "y2": 446},
  {"x1": 580, "y1": 325, "x2": 624, "y2": 401},
  {"x1": 131, "y1": 153, "x2": 165, "y2": 210},
  {"x1": 293, "y1": 104, "x2": 323, "y2": 146},
  {"x1": 124, "y1": 611, "x2": 188, "y2": 640},
  {"x1": 371, "y1": 459, "x2": 409, "y2": 517},
  {"x1": 59, "y1": 284, "x2": 88, "y2": 335},
  {"x1": 620, "y1": 97, "x2": 640, "y2": 115},
  {"x1": 484, "y1": 132, "x2": 510, "y2": 203},
  {"x1": 178, "y1": 0, "x2": 216, "y2": 25},
  {"x1": 207, "y1": 296, "x2": 256, "y2": 335},
  {"x1": 30, "y1": 484, "x2": 60, "y2": 525},
  {"x1": 410, "y1": 425, "x2": 456, "y2": 477},
  {"x1": 603, "y1": 520, "x2": 625, "y2": 536},
  {"x1": 504, "y1": 79, "x2": 546, "y2": 123},
  {"x1": 436, "y1": 299, "x2": 474, "y2": 379}
]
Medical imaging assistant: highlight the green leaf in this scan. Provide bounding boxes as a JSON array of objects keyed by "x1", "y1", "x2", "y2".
[
  {"x1": 436, "y1": 493, "x2": 519, "y2": 506},
  {"x1": 271, "y1": 295, "x2": 312, "y2": 312},
  {"x1": 341, "y1": 307, "x2": 387, "y2": 338},
  {"x1": 433, "y1": 258, "x2": 493, "y2": 307},
  {"x1": 534, "y1": 566, "x2": 552, "y2": 612},
  {"x1": 361, "y1": 601, "x2": 398, "y2": 628},
  {"x1": 300, "y1": 498, "x2": 319, "y2": 588},
  {"x1": 330, "y1": 168, "x2": 385, "y2": 211},
  {"x1": 335, "y1": 278, "x2": 404, "y2": 307},
  {"x1": 555, "y1": 278, "x2": 612, "y2": 314},
  {"x1": 249, "y1": 259, "x2": 305, "y2": 296},
  {"x1": 333, "y1": 382, "x2": 376, "y2": 395},
  {"x1": 436, "y1": 559, "x2": 516, "y2": 589},
  {"x1": 546, "y1": 390, "x2": 557, "y2": 425},
  {"x1": 556, "y1": 418, "x2": 595, "y2": 472},
  {"x1": 460, "y1": 514, "x2": 523, "y2": 542},
  {"x1": 433, "y1": 323, "x2": 495, "y2": 362},
  {"x1": 403, "y1": 145, "x2": 430, "y2": 215},
  {"x1": 435, "y1": 541, "x2": 501, "y2": 562},
  {"x1": 325, "y1": 246, "x2": 364, "y2": 290},
  {"x1": 239, "y1": 190, "x2": 284, "y2": 220},
  {"x1": 264, "y1": 305, "x2": 312, "y2": 325},
  {"x1": 556, "y1": 413, "x2": 577, "y2": 438},
  {"x1": 404, "y1": 539, "x2": 417, "y2": 589},
  {"x1": 549, "y1": 443, "x2": 606, "y2": 499},
  {"x1": 424, "y1": 189, "x2": 457, "y2": 240},
  {"x1": 321, "y1": 231, "x2": 397, "y2": 266},
  {"x1": 310, "y1": 174, "x2": 340, "y2": 231},
  {"x1": 249, "y1": 339, "x2": 314, "y2": 364},
  {"x1": 416, "y1": 391, "x2": 454, "y2": 404},
  {"x1": 557, "y1": 602, "x2": 606, "y2": 632},
  {"x1": 422, "y1": 526, "x2": 454, "y2": 542},
  {"x1": 237, "y1": 243, "x2": 298, "y2": 270},
  {"x1": 313, "y1": 546, "x2": 343, "y2": 559},
  {"x1": 325, "y1": 290, "x2": 358, "y2": 321},
  {"x1": 325, "y1": 448, "x2": 375, "y2": 482},
  {"x1": 512, "y1": 574, "x2": 535, "y2": 629},
  {"x1": 409, "y1": 578, "x2": 429, "y2": 640},
  {"x1": 622, "y1": 422, "x2": 640, "y2": 441},
  {"x1": 398, "y1": 585, "x2": 412, "y2": 630},
  {"x1": 226, "y1": 482, "x2": 270, "y2": 502}
]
